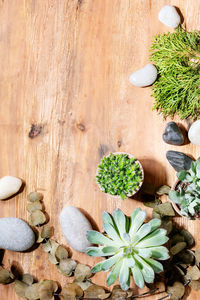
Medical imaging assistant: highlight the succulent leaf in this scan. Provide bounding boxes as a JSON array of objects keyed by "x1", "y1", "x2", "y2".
[
  {"x1": 86, "y1": 208, "x2": 169, "y2": 290},
  {"x1": 169, "y1": 158, "x2": 200, "y2": 218}
]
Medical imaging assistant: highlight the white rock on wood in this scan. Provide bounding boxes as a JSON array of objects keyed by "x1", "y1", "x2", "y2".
[
  {"x1": 0, "y1": 176, "x2": 22, "y2": 200},
  {"x1": 188, "y1": 120, "x2": 200, "y2": 146},
  {"x1": 0, "y1": 217, "x2": 35, "y2": 251},
  {"x1": 129, "y1": 64, "x2": 157, "y2": 87},
  {"x1": 59, "y1": 206, "x2": 92, "y2": 252},
  {"x1": 158, "y1": 5, "x2": 180, "y2": 29}
]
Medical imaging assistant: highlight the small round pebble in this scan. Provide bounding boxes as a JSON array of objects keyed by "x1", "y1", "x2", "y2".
[
  {"x1": 0, "y1": 217, "x2": 35, "y2": 251},
  {"x1": 0, "y1": 176, "x2": 22, "y2": 200},
  {"x1": 129, "y1": 64, "x2": 157, "y2": 87},
  {"x1": 158, "y1": 5, "x2": 180, "y2": 29},
  {"x1": 188, "y1": 120, "x2": 200, "y2": 146},
  {"x1": 59, "y1": 206, "x2": 92, "y2": 253}
]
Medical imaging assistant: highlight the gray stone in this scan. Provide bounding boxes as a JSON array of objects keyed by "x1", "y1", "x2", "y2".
[
  {"x1": 158, "y1": 5, "x2": 180, "y2": 29},
  {"x1": 0, "y1": 218, "x2": 35, "y2": 251},
  {"x1": 163, "y1": 122, "x2": 184, "y2": 145},
  {"x1": 188, "y1": 120, "x2": 200, "y2": 146},
  {"x1": 166, "y1": 151, "x2": 194, "y2": 172},
  {"x1": 59, "y1": 206, "x2": 92, "y2": 253},
  {"x1": 129, "y1": 64, "x2": 157, "y2": 87}
]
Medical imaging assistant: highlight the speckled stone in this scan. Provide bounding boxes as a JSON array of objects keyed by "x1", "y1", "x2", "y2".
[
  {"x1": 0, "y1": 218, "x2": 35, "y2": 251},
  {"x1": 59, "y1": 206, "x2": 92, "y2": 253}
]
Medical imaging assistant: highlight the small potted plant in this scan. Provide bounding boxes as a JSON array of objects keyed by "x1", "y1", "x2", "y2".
[
  {"x1": 169, "y1": 158, "x2": 200, "y2": 219},
  {"x1": 96, "y1": 152, "x2": 144, "y2": 200},
  {"x1": 85, "y1": 208, "x2": 169, "y2": 290}
]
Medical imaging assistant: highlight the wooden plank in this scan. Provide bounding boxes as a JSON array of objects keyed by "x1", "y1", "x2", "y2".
[{"x1": 0, "y1": 0, "x2": 199, "y2": 299}]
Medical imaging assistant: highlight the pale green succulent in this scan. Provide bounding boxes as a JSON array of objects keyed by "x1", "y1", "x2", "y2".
[
  {"x1": 169, "y1": 158, "x2": 200, "y2": 218},
  {"x1": 85, "y1": 208, "x2": 169, "y2": 290}
]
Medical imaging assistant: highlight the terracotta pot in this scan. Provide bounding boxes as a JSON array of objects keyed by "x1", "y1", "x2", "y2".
[
  {"x1": 169, "y1": 180, "x2": 200, "y2": 220},
  {"x1": 96, "y1": 152, "x2": 144, "y2": 200}
]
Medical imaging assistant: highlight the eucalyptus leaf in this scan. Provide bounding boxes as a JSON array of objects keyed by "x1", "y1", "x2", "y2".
[
  {"x1": 170, "y1": 242, "x2": 187, "y2": 255},
  {"x1": 27, "y1": 192, "x2": 43, "y2": 202},
  {"x1": 74, "y1": 263, "x2": 91, "y2": 282},
  {"x1": 156, "y1": 185, "x2": 170, "y2": 195},
  {"x1": 58, "y1": 258, "x2": 77, "y2": 277},
  {"x1": 29, "y1": 210, "x2": 46, "y2": 226}
]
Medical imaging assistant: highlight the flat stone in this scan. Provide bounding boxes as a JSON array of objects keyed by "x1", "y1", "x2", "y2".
[
  {"x1": 0, "y1": 218, "x2": 35, "y2": 251},
  {"x1": 0, "y1": 176, "x2": 22, "y2": 200},
  {"x1": 158, "y1": 5, "x2": 180, "y2": 28},
  {"x1": 166, "y1": 151, "x2": 194, "y2": 172},
  {"x1": 188, "y1": 120, "x2": 200, "y2": 146},
  {"x1": 129, "y1": 64, "x2": 157, "y2": 87},
  {"x1": 163, "y1": 122, "x2": 184, "y2": 145},
  {"x1": 59, "y1": 206, "x2": 92, "y2": 253}
]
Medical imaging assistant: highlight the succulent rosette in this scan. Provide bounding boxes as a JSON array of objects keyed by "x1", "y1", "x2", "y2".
[{"x1": 86, "y1": 208, "x2": 169, "y2": 290}]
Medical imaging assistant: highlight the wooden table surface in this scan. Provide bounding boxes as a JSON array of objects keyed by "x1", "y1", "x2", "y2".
[{"x1": 0, "y1": 0, "x2": 200, "y2": 299}]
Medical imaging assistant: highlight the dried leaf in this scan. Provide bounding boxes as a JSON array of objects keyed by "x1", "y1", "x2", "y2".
[
  {"x1": 111, "y1": 285, "x2": 127, "y2": 299},
  {"x1": 74, "y1": 264, "x2": 91, "y2": 282},
  {"x1": 152, "y1": 209, "x2": 161, "y2": 219},
  {"x1": 14, "y1": 280, "x2": 28, "y2": 298},
  {"x1": 161, "y1": 220, "x2": 173, "y2": 235},
  {"x1": 58, "y1": 259, "x2": 77, "y2": 277},
  {"x1": 37, "y1": 232, "x2": 44, "y2": 243},
  {"x1": 29, "y1": 210, "x2": 46, "y2": 226},
  {"x1": 22, "y1": 273, "x2": 34, "y2": 286},
  {"x1": 175, "y1": 250, "x2": 195, "y2": 265},
  {"x1": 186, "y1": 265, "x2": 200, "y2": 280},
  {"x1": 189, "y1": 280, "x2": 200, "y2": 291},
  {"x1": 170, "y1": 242, "x2": 187, "y2": 255},
  {"x1": 28, "y1": 192, "x2": 43, "y2": 202},
  {"x1": 154, "y1": 202, "x2": 175, "y2": 217},
  {"x1": 48, "y1": 253, "x2": 59, "y2": 265},
  {"x1": 55, "y1": 245, "x2": 68, "y2": 261},
  {"x1": 73, "y1": 279, "x2": 92, "y2": 291},
  {"x1": 39, "y1": 280, "x2": 58, "y2": 300},
  {"x1": 41, "y1": 226, "x2": 53, "y2": 239},
  {"x1": 167, "y1": 281, "x2": 185, "y2": 299},
  {"x1": 84, "y1": 285, "x2": 106, "y2": 299},
  {"x1": 141, "y1": 183, "x2": 157, "y2": 195},
  {"x1": 180, "y1": 229, "x2": 194, "y2": 247},
  {"x1": 170, "y1": 234, "x2": 185, "y2": 246},
  {"x1": 42, "y1": 240, "x2": 52, "y2": 253},
  {"x1": 61, "y1": 283, "x2": 83, "y2": 300},
  {"x1": 195, "y1": 246, "x2": 200, "y2": 266},
  {"x1": 25, "y1": 283, "x2": 41, "y2": 300},
  {"x1": 156, "y1": 185, "x2": 170, "y2": 195},
  {"x1": 27, "y1": 201, "x2": 43, "y2": 213},
  {"x1": 98, "y1": 293, "x2": 111, "y2": 299},
  {"x1": 0, "y1": 267, "x2": 14, "y2": 284},
  {"x1": 143, "y1": 197, "x2": 162, "y2": 208}
]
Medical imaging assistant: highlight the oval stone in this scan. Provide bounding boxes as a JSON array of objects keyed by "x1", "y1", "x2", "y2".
[
  {"x1": 0, "y1": 176, "x2": 22, "y2": 200},
  {"x1": 59, "y1": 206, "x2": 92, "y2": 252},
  {"x1": 158, "y1": 5, "x2": 180, "y2": 29},
  {"x1": 129, "y1": 64, "x2": 157, "y2": 87},
  {"x1": 0, "y1": 218, "x2": 35, "y2": 251},
  {"x1": 188, "y1": 120, "x2": 200, "y2": 146}
]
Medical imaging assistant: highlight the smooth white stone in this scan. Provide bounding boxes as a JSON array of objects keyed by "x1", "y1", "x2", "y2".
[
  {"x1": 188, "y1": 120, "x2": 200, "y2": 146},
  {"x1": 129, "y1": 64, "x2": 157, "y2": 87},
  {"x1": 0, "y1": 218, "x2": 35, "y2": 251},
  {"x1": 59, "y1": 206, "x2": 92, "y2": 253},
  {"x1": 0, "y1": 176, "x2": 22, "y2": 200},
  {"x1": 158, "y1": 5, "x2": 180, "y2": 28}
]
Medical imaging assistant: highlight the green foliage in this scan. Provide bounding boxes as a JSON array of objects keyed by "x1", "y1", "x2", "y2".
[
  {"x1": 86, "y1": 208, "x2": 169, "y2": 290},
  {"x1": 96, "y1": 153, "x2": 143, "y2": 200},
  {"x1": 169, "y1": 158, "x2": 200, "y2": 218},
  {"x1": 150, "y1": 26, "x2": 200, "y2": 120}
]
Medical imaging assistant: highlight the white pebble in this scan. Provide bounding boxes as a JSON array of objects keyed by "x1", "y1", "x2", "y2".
[
  {"x1": 129, "y1": 64, "x2": 157, "y2": 87},
  {"x1": 0, "y1": 176, "x2": 22, "y2": 200},
  {"x1": 59, "y1": 206, "x2": 92, "y2": 252},
  {"x1": 188, "y1": 120, "x2": 200, "y2": 146},
  {"x1": 0, "y1": 217, "x2": 35, "y2": 251},
  {"x1": 158, "y1": 5, "x2": 180, "y2": 28}
]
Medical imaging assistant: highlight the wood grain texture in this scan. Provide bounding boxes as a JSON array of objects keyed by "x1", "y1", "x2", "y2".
[{"x1": 0, "y1": 0, "x2": 200, "y2": 299}]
